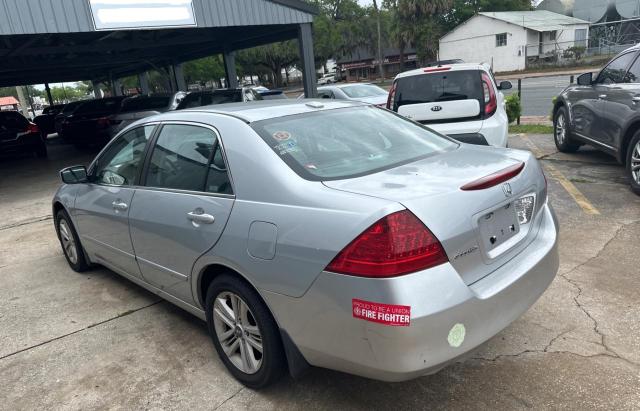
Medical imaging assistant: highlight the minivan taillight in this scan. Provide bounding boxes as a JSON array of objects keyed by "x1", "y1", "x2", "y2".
[
  {"x1": 481, "y1": 72, "x2": 497, "y2": 118},
  {"x1": 325, "y1": 210, "x2": 448, "y2": 278},
  {"x1": 386, "y1": 81, "x2": 397, "y2": 110}
]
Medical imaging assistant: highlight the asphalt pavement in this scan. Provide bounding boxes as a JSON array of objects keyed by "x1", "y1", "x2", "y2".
[{"x1": 501, "y1": 75, "x2": 575, "y2": 117}]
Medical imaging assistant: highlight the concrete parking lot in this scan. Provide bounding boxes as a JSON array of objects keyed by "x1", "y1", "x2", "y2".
[{"x1": 1, "y1": 135, "x2": 639, "y2": 410}]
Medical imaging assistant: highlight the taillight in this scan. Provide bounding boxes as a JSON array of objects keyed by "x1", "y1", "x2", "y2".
[
  {"x1": 26, "y1": 123, "x2": 39, "y2": 134},
  {"x1": 460, "y1": 162, "x2": 525, "y2": 191},
  {"x1": 481, "y1": 72, "x2": 497, "y2": 118},
  {"x1": 96, "y1": 117, "x2": 113, "y2": 128},
  {"x1": 386, "y1": 81, "x2": 397, "y2": 110},
  {"x1": 423, "y1": 66, "x2": 451, "y2": 73},
  {"x1": 325, "y1": 210, "x2": 448, "y2": 278}
]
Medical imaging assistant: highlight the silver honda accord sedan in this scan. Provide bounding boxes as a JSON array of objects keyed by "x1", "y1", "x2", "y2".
[{"x1": 53, "y1": 100, "x2": 559, "y2": 388}]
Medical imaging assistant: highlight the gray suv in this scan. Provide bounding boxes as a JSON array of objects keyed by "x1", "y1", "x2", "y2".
[{"x1": 553, "y1": 45, "x2": 640, "y2": 194}]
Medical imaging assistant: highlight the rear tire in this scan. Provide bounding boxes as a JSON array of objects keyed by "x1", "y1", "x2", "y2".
[
  {"x1": 205, "y1": 274, "x2": 286, "y2": 389},
  {"x1": 55, "y1": 210, "x2": 90, "y2": 272},
  {"x1": 626, "y1": 131, "x2": 640, "y2": 195},
  {"x1": 554, "y1": 106, "x2": 580, "y2": 153}
]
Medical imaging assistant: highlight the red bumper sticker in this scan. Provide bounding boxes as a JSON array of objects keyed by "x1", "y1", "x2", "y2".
[{"x1": 352, "y1": 299, "x2": 411, "y2": 326}]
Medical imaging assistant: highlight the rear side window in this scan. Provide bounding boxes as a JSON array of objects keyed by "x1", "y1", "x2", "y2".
[
  {"x1": 251, "y1": 106, "x2": 456, "y2": 181},
  {"x1": 393, "y1": 70, "x2": 483, "y2": 110},
  {"x1": 145, "y1": 124, "x2": 232, "y2": 194}
]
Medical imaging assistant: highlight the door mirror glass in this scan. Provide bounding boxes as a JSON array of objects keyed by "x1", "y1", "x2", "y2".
[
  {"x1": 498, "y1": 81, "x2": 512, "y2": 90},
  {"x1": 577, "y1": 72, "x2": 593, "y2": 86},
  {"x1": 60, "y1": 165, "x2": 88, "y2": 184}
]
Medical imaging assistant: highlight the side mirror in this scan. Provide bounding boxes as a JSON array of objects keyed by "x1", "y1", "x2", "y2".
[
  {"x1": 498, "y1": 81, "x2": 512, "y2": 90},
  {"x1": 577, "y1": 72, "x2": 593, "y2": 86},
  {"x1": 60, "y1": 165, "x2": 88, "y2": 184}
]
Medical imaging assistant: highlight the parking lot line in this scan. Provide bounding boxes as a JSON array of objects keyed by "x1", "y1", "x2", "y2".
[{"x1": 521, "y1": 135, "x2": 600, "y2": 215}]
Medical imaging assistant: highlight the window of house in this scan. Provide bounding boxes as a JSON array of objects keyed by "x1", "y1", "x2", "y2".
[
  {"x1": 549, "y1": 31, "x2": 557, "y2": 41},
  {"x1": 496, "y1": 33, "x2": 507, "y2": 47}
]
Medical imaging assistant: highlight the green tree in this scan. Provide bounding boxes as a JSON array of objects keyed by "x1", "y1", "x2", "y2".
[
  {"x1": 184, "y1": 55, "x2": 226, "y2": 87},
  {"x1": 237, "y1": 42, "x2": 299, "y2": 87}
]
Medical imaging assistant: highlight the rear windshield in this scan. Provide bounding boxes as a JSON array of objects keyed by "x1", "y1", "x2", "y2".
[
  {"x1": 0, "y1": 111, "x2": 28, "y2": 128},
  {"x1": 121, "y1": 96, "x2": 170, "y2": 112},
  {"x1": 74, "y1": 98, "x2": 124, "y2": 115},
  {"x1": 178, "y1": 90, "x2": 243, "y2": 109},
  {"x1": 251, "y1": 106, "x2": 456, "y2": 181},
  {"x1": 394, "y1": 70, "x2": 482, "y2": 109},
  {"x1": 341, "y1": 84, "x2": 387, "y2": 98}
]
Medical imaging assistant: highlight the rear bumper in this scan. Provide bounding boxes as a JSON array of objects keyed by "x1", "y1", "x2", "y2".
[
  {"x1": 448, "y1": 132, "x2": 489, "y2": 145},
  {"x1": 0, "y1": 133, "x2": 42, "y2": 153},
  {"x1": 263, "y1": 203, "x2": 559, "y2": 381}
]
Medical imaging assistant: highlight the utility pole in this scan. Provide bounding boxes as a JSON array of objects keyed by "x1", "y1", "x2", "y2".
[
  {"x1": 373, "y1": 0, "x2": 385, "y2": 82},
  {"x1": 15, "y1": 86, "x2": 30, "y2": 118}
]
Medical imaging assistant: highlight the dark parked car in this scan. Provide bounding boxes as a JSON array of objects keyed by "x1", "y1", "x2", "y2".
[
  {"x1": 55, "y1": 101, "x2": 87, "y2": 138},
  {"x1": 553, "y1": 44, "x2": 640, "y2": 194},
  {"x1": 59, "y1": 97, "x2": 126, "y2": 146},
  {"x1": 177, "y1": 88, "x2": 262, "y2": 110},
  {"x1": 257, "y1": 90, "x2": 288, "y2": 100},
  {"x1": 104, "y1": 92, "x2": 186, "y2": 138},
  {"x1": 0, "y1": 110, "x2": 47, "y2": 158},
  {"x1": 33, "y1": 104, "x2": 65, "y2": 136}
]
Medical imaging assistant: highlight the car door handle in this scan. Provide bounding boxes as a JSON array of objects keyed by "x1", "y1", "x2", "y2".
[
  {"x1": 111, "y1": 200, "x2": 128, "y2": 211},
  {"x1": 599, "y1": 94, "x2": 607, "y2": 100},
  {"x1": 187, "y1": 210, "x2": 215, "y2": 224}
]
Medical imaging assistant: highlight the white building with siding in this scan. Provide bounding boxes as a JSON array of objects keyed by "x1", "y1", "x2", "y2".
[{"x1": 439, "y1": 11, "x2": 590, "y2": 72}]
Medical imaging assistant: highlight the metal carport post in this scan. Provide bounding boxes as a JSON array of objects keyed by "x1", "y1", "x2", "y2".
[{"x1": 298, "y1": 23, "x2": 317, "y2": 98}]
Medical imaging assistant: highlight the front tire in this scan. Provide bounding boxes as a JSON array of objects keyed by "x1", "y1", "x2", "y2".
[
  {"x1": 55, "y1": 210, "x2": 90, "y2": 272},
  {"x1": 554, "y1": 106, "x2": 580, "y2": 153},
  {"x1": 205, "y1": 274, "x2": 286, "y2": 389},
  {"x1": 626, "y1": 131, "x2": 640, "y2": 195}
]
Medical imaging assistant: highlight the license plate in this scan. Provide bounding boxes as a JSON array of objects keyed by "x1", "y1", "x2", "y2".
[{"x1": 478, "y1": 202, "x2": 519, "y2": 251}]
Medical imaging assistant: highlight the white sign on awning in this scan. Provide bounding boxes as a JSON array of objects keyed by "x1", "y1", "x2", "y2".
[{"x1": 89, "y1": 0, "x2": 197, "y2": 31}]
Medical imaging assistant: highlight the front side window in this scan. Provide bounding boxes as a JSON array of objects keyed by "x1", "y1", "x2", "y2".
[
  {"x1": 625, "y1": 56, "x2": 640, "y2": 83},
  {"x1": 496, "y1": 33, "x2": 507, "y2": 47},
  {"x1": 251, "y1": 106, "x2": 457, "y2": 181},
  {"x1": 145, "y1": 124, "x2": 232, "y2": 194},
  {"x1": 596, "y1": 52, "x2": 636, "y2": 84},
  {"x1": 93, "y1": 125, "x2": 155, "y2": 186}
]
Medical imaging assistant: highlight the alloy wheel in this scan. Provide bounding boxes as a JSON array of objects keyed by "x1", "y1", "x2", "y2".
[
  {"x1": 555, "y1": 113, "x2": 566, "y2": 145},
  {"x1": 632, "y1": 140, "x2": 640, "y2": 184},
  {"x1": 58, "y1": 219, "x2": 78, "y2": 264},
  {"x1": 213, "y1": 291, "x2": 263, "y2": 374}
]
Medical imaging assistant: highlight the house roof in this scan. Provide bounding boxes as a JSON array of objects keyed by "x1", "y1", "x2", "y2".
[
  {"x1": 479, "y1": 10, "x2": 589, "y2": 32},
  {"x1": 0, "y1": 97, "x2": 19, "y2": 106}
]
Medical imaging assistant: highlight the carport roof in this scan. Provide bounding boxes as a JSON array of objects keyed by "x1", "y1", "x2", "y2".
[{"x1": 0, "y1": 0, "x2": 317, "y2": 87}]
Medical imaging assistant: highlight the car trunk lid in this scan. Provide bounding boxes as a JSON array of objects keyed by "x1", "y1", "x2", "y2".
[{"x1": 323, "y1": 145, "x2": 545, "y2": 284}]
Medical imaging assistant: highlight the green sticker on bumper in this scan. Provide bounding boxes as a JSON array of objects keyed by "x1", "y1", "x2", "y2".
[{"x1": 447, "y1": 323, "x2": 466, "y2": 348}]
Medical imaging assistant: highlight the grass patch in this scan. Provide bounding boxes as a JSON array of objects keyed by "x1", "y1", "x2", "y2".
[{"x1": 509, "y1": 124, "x2": 553, "y2": 134}]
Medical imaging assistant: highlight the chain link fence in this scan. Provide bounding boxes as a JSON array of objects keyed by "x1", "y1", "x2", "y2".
[{"x1": 524, "y1": 39, "x2": 636, "y2": 70}]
